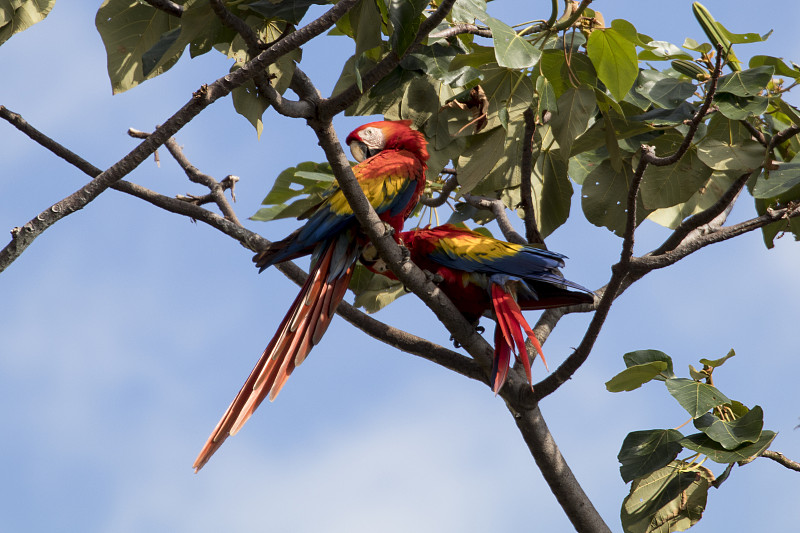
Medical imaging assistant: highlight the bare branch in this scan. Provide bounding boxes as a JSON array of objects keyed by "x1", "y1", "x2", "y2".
[
  {"x1": 740, "y1": 119, "x2": 768, "y2": 147},
  {"x1": 0, "y1": 0, "x2": 357, "y2": 272},
  {"x1": 512, "y1": 407, "x2": 612, "y2": 533},
  {"x1": 761, "y1": 450, "x2": 800, "y2": 472},
  {"x1": 419, "y1": 176, "x2": 458, "y2": 207},
  {"x1": 2, "y1": 105, "x2": 479, "y2": 385},
  {"x1": 768, "y1": 124, "x2": 800, "y2": 150},
  {"x1": 429, "y1": 23, "x2": 492, "y2": 40},
  {"x1": 462, "y1": 194, "x2": 527, "y2": 245},
  {"x1": 520, "y1": 108, "x2": 545, "y2": 245},
  {"x1": 143, "y1": 0, "x2": 183, "y2": 18}
]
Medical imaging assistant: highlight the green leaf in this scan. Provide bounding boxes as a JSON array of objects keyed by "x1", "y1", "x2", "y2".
[
  {"x1": 530, "y1": 148, "x2": 573, "y2": 238},
  {"x1": 540, "y1": 49, "x2": 598, "y2": 98},
  {"x1": 682, "y1": 37, "x2": 711, "y2": 55},
  {"x1": 0, "y1": 0, "x2": 55, "y2": 47},
  {"x1": 648, "y1": 170, "x2": 738, "y2": 229},
  {"x1": 449, "y1": 0, "x2": 487, "y2": 23},
  {"x1": 483, "y1": 15, "x2": 541, "y2": 69},
  {"x1": 713, "y1": 93, "x2": 769, "y2": 120},
  {"x1": 749, "y1": 55, "x2": 800, "y2": 80},
  {"x1": 618, "y1": 430, "x2": 685, "y2": 483},
  {"x1": 665, "y1": 378, "x2": 730, "y2": 418},
  {"x1": 350, "y1": 0, "x2": 383, "y2": 59},
  {"x1": 621, "y1": 461, "x2": 711, "y2": 533},
  {"x1": 606, "y1": 362, "x2": 669, "y2": 392},
  {"x1": 548, "y1": 86, "x2": 597, "y2": 160},
  {"x1": 753, "y1": 162, "x2": 800, "y2": 199},
  {"x1": 242, "y1": 0, "x2": 329, "y2": 24},
  {"x1": 250, "y1": 162, "x2": 335, "y2": 222},
  {"x1": 696, "y1": 115, "x2": 765, "y2": 171},
  {"x1": 475, "y1": 64, "x2": 535, "y2": 131},
  {"x1": 714, "y1": 66, "x2": 775, "y2": 97},
  {"x1": 349, "y1": 264, "x2": 407, "y2": 313},
  {"x1": 637, "y1": 40, "x2": 693, "y2": 61},
  {"x1": 635, "y1": 70, "x2": 697, "y2": 109},
  {"x1": 96, "y1": 0, "x2": 184, "y2": 93},
  {"x1": 641, "y1": 147, "x2": 713, "y2": 210},
  {"x1": 699, "y1": 348, "x2": 735, "y2": 368},
  {"x1": 693, "y1": 405, "x2": 764, "y2": 450},
  {"x1": 582, "y1": 159, "x2": 653, "y2": 236},
  {"x1": 681, "y1": 430, "x2": 777, "y2": 464},
  {"x1": 717, "y1": 20, "x2": 771, "y2": 45},
  {"x1": 388, "y1": 0, "x2": 426, "y2": 56},
  {"x1": 587, "y1": 28, "x2": 638, "y2": 101},
  {"x1": 142, "y1": 26, "x2": 183, "y2": 77},
  {"x1": 623, "y1": 350, "x2": 675, "y2": 380}
]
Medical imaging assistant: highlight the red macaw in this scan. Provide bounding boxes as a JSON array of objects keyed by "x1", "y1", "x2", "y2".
[
  {"x1": 362, "y1": 224, "x2": 594, "y2": 393},
  {"x1": 193, "y1": 120, "x2": 428, "y2": 472}
]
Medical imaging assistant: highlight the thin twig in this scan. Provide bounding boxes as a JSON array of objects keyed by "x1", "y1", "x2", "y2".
[
  {"x1": 462, "y1": 194, "x2": 527, "y2": 245},
  {"x1": 419, "y1": 177, "x2": 458, "y2": 207},
  {"x1": 0, "y1": 0, "x2": 357, "y2": 273},
  {"x1": 520, "y1": 109, "x2": 544, "y2": 245},
  {"x1": 761, "y1": 450, "x2": 800, "y2": 472}
]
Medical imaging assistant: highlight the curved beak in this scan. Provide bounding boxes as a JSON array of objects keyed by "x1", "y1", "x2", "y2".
[{"x1": 349, "y1": 140, "x2": 368, "y2": 162}]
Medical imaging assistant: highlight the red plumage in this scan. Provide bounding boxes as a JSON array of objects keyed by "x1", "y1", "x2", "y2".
[{"x1": 193, "y1": 121, "x2": 428, "y2": 472}]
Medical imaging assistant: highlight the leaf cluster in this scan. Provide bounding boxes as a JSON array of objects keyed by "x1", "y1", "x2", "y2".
[{"x1": 607, "y1": 349, "x2": 777, "y2": 532}]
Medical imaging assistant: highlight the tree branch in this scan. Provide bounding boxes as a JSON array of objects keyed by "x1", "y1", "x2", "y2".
[
  {"x1": 761, "y1": 450, "x2": 800, "y2": 472},
  {"x1": 419, "y1": 176, "x2": 458, "y2": 207},
  {"x1": 512, "y1": 407, "x2": 611, "y2": 533},
  {"x1": 462, "y1": 194, "x2": 528, "y2": 245},
  {"x1": 520, "y1": 108, "x2": 544, "y2": 245},
  {"x1": 1, "y1": 107, "x2": 483, "y2": 384},
  {"x1": 0, "y1": 0, "x2": 357, "y2": 273}
]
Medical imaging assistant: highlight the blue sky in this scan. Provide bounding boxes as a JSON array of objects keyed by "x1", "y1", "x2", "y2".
[{"x1": 1, "y1": 1, "x2": 798, "y2": 532}]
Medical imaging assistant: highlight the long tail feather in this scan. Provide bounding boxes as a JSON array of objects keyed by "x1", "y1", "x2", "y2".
[
  {"x1": 490, "y1": 284, "x2": 547, "y2": 391},
  {"x1": 492, "y1": 324, "x2": 511, "y2": 393},
  {"x1": 192, "y1": 242, "x2": 355, "y2": 472}
]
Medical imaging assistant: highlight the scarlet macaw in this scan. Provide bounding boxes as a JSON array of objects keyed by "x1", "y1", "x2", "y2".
[
  {"x1": 362, "y1": 224, "x2": 594, "y2": 393},
  {"x1": 193, "y1": 120, "x2": 428, "y2": 471}
]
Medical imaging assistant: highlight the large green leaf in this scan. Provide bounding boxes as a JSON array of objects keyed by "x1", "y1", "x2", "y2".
[
  {"x1": 606, "y1": 362, "x2": 669, "y2": 392},
  {"x1": 540, "y1": 49, "x2": 598, "y2": 99},
  {"x1": 681, "y1": 430, "x2": 777, "y2": 464},
  {"x1": 0, "y1": 0, "x2": 55, "y2": 47},
  {"x1": 474, "y1": 64, "x2": 535, "y2": 131},
  {"x1": 582, "y1": 158, "x2": 652, "y2": 236},
  {"x1": 621, "y1": 462, "x2": 711, "y2": 533},
  {"x1": 623, "y1": 349, "x2": 675, "y2": 380},
  {"x1": 618, "y1": 429, "x2": 685, "y2": 483},
  {"x1": 647, "y1": 170, "x2": 737, "y2": 229},
  {"x1": 587, "y1": 27, "x2": 638, "y2": 101},
  {"x1": 696, "y1": 114, "x2": 765, "y2": 171},
  {"x1": 96, "y1": 0, "x2": 186, "y2": 93},
  {"x1": 693, "y1": 405, "x2": 764, "y2": 450},
  {"x1": 530, "y1": 148, "x2": 573, "y2": 238},
  {"x1": 714, "y1": 66, "x2": 774, "y2": 97},
  {"x1": 388, "y1": 0, "x2": 426, "y2": 56},
  {"x1": 665, "y1": 378, "x2": 730, "y2": 418},
  {"x1": 713, "y1": 93, "x2": 769, "y2": 120},
  {"x1": 752, "y1": 162, "x2": 800, "y2": 199},
  {"x1": 449, "y1": 0, "x2": 487, "y2": 24},
  {"x1": 548, "y1": 86, "x2": 597, "y2": 161},
  {"x1": 634, "y1": 70, "x2": 696, "y2": 109},
  {"x1": 749, "y1": 55, "x2": 800, "y2": 80},
  {"x1": 483, "y1": 14, "x2": 541, "y2": 69},
  {"x1": 640, "y1": 141, "x2": 713, "y2": 209}
]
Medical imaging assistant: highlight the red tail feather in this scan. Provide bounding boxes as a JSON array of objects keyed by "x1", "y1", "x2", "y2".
[
  {"x1": 192, "y1": 244, "x2": 354, "y2": 472},
  {"x1": 490, "y1": 284, "x2": 547, "y2": 392}
]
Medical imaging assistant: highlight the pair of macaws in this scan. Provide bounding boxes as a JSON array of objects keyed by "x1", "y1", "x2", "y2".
[{"x1": 193, "y1": 120, "x2": 593, "y2": 471}]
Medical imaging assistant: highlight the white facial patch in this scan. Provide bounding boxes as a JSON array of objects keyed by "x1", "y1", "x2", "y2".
[{"x1": 358, "y1": 126, "x2": 384, "y2": 150}]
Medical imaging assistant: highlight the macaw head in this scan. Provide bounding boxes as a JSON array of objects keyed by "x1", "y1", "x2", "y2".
[{"x1": 346, "y1": 120, "x2": 429, "y2": 163}]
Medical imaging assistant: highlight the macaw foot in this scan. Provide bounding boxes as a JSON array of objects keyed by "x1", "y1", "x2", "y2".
[
  {"x1": 449, "y1": 322, "x2": 485, "y2": 348},
  {"x1": 398, "y1": 243, "x2": 411, "y2": 261},
  {"x1": 382, "y1": 221, "x2": 395, "y2": 237},
  {"x1": 423, "y1": 269, "x2": 444, "y2": 284}
]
